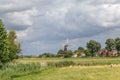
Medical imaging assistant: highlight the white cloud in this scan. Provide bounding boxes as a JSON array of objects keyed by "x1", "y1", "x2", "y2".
[
  {"x1": 66, "y1": 1, "x2": 120, "y2": 28},
  {"x1": 0, "y1": 3, "x2": 13, "y2": 10},
  {"x1": 6, "y1": 8, "x2": 40, "y2": 26},
  {"x1": 17, "y1": 30, "x2": 27, "y2": 40},
  {"x1": 1, "y1": 0, "x2": 120, "y2": 55}
]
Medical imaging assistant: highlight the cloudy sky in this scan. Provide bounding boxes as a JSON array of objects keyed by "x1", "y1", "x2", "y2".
[{"x1": 1, "y1": 0, "x2": 120, "y2": 55}]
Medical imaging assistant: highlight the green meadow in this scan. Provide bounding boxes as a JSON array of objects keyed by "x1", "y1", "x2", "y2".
[
  {"x1": 13, "y1": 65, "x2": 120, "y2": 80},
  {"x1": 0, "y1": 57, "x2": 120, "y2": 80}
]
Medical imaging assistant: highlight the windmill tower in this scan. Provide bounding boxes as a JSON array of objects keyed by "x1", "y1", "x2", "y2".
[{"x1": 63, "y1": 38, "x2": 70, "y2": 54}]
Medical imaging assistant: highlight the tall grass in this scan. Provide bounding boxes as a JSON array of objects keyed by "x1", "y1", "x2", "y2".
[
  {"x1": 1, "y1": 58, "x2": 120, "y2": 80},
  {"x1": 13, "y1": 66, "x2": 120, "y2": 80},
  {"x1": 0, "y1": 63, "x2": 41, "y2": 80},
  {"x1": 0, "y1": 61, "x2": 76, "y2": 80}
]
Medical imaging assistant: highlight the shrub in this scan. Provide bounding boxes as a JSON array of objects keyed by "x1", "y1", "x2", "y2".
[{"x1": 48, "y1": 61, "x2": 76, "y2": 68}]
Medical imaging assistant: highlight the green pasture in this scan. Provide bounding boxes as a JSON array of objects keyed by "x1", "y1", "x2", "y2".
[
  {"x1": 13, "y1": 66, "x2": 120, "y2": 80},
  {"x1": 17, "y1": 57, "x2": 120, "y2": 66},
  {"x1": 17, "y1": 57, "x2": 120, "y2": 63},
  {"x1": 1, "y1": 57, "x2": 120, "y2": 80}
]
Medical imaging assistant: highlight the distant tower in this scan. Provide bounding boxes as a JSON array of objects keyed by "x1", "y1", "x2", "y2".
[{"x1": 63, "y1": 38, "x2": 70, "y2": 54}]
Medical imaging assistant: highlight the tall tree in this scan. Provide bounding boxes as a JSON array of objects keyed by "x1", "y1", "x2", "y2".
[
  {"x1": 64, "y1": 50, "x2": 73, "y2": 58},
  {"x1": 78, "y1": 46, "x2": 84, "y2": 52},
  {"x1": 8, "y1": 30, "x2": 21, "y2": 60},
  {"x1": 77, "y1": 46, "x2": 85, "y2": 56},
  {"x1": 87, "y1": 40, "x2": 101, "y2": 56},
  {"x1": 57, "y1": 49, "x2": 64, "y2": 57},
  {"x1": 105, "y1": 38, "x2": 115, "y2": 52},
  {"x1": 115, "y1": 37, "x2": 120, "y2": 55},
  {"x1": 0, "y1": 19, "x2": 10, "y2": 64}
]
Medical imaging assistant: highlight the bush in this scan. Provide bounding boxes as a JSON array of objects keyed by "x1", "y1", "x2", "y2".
[
  {"x1": 48, "y1": 61, "x2": 76, "y2": 68},
  {"x1": 117, "y1": 52, "x2": 120, "y2": 56},
  {"x1": 84, "y1": 50, "x2": 91, "y2": 56}
]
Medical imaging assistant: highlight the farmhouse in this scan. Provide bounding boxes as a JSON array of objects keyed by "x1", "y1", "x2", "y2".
[
  {"x1": 97, "y1": 49, "x2": 118, "y2": 56},
  {"x1": 72, "y1": 50, "x2": 86, "y2": 57}
]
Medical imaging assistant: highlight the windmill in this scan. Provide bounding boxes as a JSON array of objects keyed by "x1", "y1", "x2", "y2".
[
  {"x1": 63, "y1": 38, "x2": 71, "y2": 54},
  {"x1": 58, "y1": 38, "x2": 72, "y2": 58}
]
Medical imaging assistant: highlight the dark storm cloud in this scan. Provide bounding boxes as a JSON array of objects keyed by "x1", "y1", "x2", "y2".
[{"x1": 1, "y1": 0, "x2": 120, "y2": 55}]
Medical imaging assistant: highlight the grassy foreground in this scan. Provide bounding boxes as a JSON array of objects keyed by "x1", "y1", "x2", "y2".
[
  {"x1": 1, "y1": 57, "x2": 120, "y2": 80},
  {"x1": 13, "y1": 65, "x2": 120, "y2": 80}
]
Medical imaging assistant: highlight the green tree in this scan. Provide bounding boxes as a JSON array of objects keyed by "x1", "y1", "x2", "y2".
[
  {"x1": 57, "y1": 49, "x2": 73, "y2": 58},
  {"x1": 84, "y1": 49, "x2": 91, "y2": 56},
  {"x1": 105, "y1": 38, "x2": 115, "y2": 52},
  {"x1": 87, "y1": 40, "x2": 101, "y2": 57},
  {"x1": 77, "y1": 46, "x2": 85, "y2": 56},
  {"x1": 57, "y1": 49, "x2": 64, "y2": 57},
  {"x1": 0, "y1": 19, "x2": 10, "y2": 64},
  {"x1": 64, "y1": 50, "x2": 73, "y2": 58},
  {"x1": 8, "y1": 30, "x2": 21, "y2": 60},
  {"x1": 115, "y1": 37, "x2": 120, "y2": 55},
  {"x1": 78, "y1": 47, "x2": 84, "y2": 52},
  {"x1": 39, "y1": 53, "x2": 55, "y2": 58}
]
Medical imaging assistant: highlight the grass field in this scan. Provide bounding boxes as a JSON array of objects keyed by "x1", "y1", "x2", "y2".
[
  {"x1": 17, "y1": 57, "x2": 120, "y2": 66},
  {"x1": 1, "y1": 57, "x2": 120, "y2": 80},
  {"x1": 13, "y1": 57, "x2": 120, "y2": 80},
  {"x1": 17, "y1": 57, "x2": 120, "y2": 63},
  {"x1": 13, "y1": 65, "x2": 120, "y2": 80}
]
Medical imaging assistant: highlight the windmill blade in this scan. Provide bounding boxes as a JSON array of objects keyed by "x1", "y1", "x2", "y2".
[{"x1": 59, "y1": 38, "x2": 73, "y2": 51}]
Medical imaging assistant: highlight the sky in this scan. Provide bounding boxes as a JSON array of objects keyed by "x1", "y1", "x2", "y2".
[{"x1": 0, "y1": 0, "x2": 120, "y2": 55}]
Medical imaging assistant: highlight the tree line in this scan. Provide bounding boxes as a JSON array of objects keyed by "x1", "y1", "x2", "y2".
[
  {"x1": 87, "y1": 38, "x2": 120, "y2": 56},
  {"x1": 39, "y1": 38, "x2": 120, "y2": 58},
  {"x1": 0, "y1": 19, "x2": 21, "y2": 67},
  {"x1": 57, "y1": 38, "x2": 120, "y2": 57}
]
